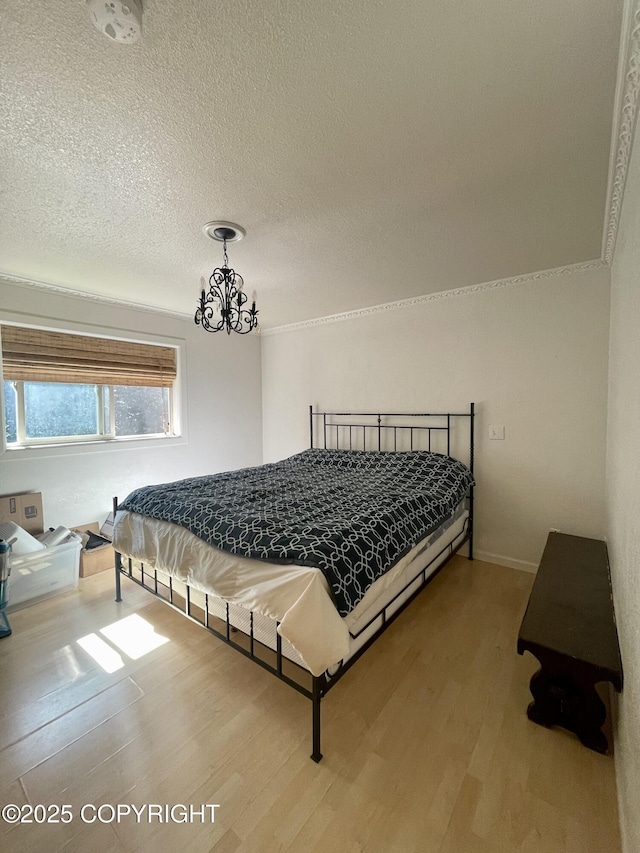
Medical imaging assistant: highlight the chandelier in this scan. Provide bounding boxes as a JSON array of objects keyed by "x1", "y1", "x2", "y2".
[{"x1": 195, "y1": 222, "x2": 259, "y2": 335}]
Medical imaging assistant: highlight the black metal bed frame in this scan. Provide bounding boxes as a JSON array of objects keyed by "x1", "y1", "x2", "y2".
[{"x1": 113, "y1": 404, "x2": 475, "y2": 762}]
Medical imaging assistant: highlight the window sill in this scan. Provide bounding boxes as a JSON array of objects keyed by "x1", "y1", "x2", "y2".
[{"x1": 2, "y1": 434, "x2": 186, "y2": 460}]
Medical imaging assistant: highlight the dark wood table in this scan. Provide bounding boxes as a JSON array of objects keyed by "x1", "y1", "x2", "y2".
[{"x1": 517, "y1": 532, "x2": 623, "y2": 753}]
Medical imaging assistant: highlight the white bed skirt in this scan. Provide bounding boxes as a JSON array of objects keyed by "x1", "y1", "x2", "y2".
[{"x1": 114, "y1": 506, "x2": 469, "y2": 677}]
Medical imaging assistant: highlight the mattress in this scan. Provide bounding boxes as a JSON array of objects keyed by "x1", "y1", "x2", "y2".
[
  {"x1": 114, "y1": 503, "x2": 468, "y2": 677},
  {"x1": 117, "y1": 449, "x2": 474, "y2": 617}
]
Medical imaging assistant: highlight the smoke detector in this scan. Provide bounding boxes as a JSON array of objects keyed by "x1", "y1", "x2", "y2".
[{"x1": 87, "y1": 0, "x2": 143, "y2": 44}]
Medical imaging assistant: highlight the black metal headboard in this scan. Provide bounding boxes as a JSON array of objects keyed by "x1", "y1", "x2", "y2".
[
  {"x1": 310, "y1": 404, "x2": 474, "y2": 461},
  {"x1": 309, "y1": 403, "x2": 476, "y2": 558}
]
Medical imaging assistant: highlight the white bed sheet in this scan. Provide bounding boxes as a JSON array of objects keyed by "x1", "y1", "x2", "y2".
[{"x1": 114, "y1": 505, "x2": 468, "y2": 676}]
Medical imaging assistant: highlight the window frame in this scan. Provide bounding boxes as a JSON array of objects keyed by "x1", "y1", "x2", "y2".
[
  {"x1": 0, "y1": 319, "x2": 184, "y2": 457},
  {"x1": 5, "y1": 381, "x2": 174, "y2": 447}
]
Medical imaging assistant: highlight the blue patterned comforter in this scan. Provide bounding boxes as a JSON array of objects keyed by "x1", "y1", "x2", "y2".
[{"x1": 118, "y1": 449, "x2": 473, "y2": 616}]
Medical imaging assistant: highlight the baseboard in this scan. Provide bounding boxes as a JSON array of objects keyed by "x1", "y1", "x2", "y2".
[{"x1": 474, "y1": 550, "x2": 538, "y2": 573}]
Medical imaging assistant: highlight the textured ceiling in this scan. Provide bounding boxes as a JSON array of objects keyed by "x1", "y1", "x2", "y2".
[{"x1": 0, "y1": 1, "x2": 623, "y2": 328}]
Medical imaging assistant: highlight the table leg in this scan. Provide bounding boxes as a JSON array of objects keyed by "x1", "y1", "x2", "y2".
[{"x1": 526, "y1": 652, "x2": 609, "y2": 754}]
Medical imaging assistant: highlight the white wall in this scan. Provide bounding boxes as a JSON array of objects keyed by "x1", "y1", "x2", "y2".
[
  {"x1": 607, "y1": 131, "x2": 640, "y2": 852},
  {"x1": 0, "y1": 279, "x2": 263, "y2": 529},
  {"x1": 262, "y1": 266, "x2": 611, "y2": 569}
]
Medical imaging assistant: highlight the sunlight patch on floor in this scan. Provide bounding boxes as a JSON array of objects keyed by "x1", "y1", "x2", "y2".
[
  {"x1": 77, "y1": 614, "x2": 169, "y2": 672},
  {"x1": 76, "y1": 633, "x2": 125, "y2": 673},
  {"x1": 100, "y1": 613, "x2": 169, "y2": 659}
]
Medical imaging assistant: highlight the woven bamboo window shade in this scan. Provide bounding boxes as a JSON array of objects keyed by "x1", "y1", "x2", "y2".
[{"x1": 1, "y1": 326, "x2": 177, "y2": 388}]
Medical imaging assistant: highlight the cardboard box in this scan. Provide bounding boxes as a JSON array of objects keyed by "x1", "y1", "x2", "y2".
[
  {"x1": 72, "y1": 522, "x2": 114, "y2": 578},
  {"x1": 0, "y1": 492, "x2": 44, "y2": 535}
]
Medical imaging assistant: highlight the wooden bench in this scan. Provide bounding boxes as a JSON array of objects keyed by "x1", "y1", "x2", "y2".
[{"x1": 517, "y1": 532, "x2": 623, "y2": 753}]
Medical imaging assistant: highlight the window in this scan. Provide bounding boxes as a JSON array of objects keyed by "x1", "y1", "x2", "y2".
[{"x1": 1, "y1": 325, "x2": 177, "y2": 448}]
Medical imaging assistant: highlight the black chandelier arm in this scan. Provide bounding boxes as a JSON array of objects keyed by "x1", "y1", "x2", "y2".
[
  {"x1": 212, "y1": 266, "x2": 229, "y2": 286},
  {"x1": 209, "y1": 274, "x2": 227, "y2": 303},
  {"x1": 214, "y1": 266, "x2": 246, "y2": 307},
  {"x1": 195, "y1": 294, "x2": 226, "y2": 333},
  {"x1": 228, "y1": 305, "x2": 259, "y2": 334}
]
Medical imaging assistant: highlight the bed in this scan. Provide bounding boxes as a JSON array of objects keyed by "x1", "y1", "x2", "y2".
[{"x1": 112, "y1": 405, "x2": 476, "y2": 761}]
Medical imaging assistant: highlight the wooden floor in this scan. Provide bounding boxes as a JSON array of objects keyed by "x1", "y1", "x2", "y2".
[{"x1": 0, "y1": 557, "x2": 621, "y2": 853}]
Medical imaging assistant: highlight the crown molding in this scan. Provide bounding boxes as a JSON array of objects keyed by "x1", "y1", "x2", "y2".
[
  {"x1": 2, "y1": 260, "x2": 607, "y2": 338},
  {"x1": 0, "y1": 272, "x2": 192, "y2": 322},
  {"x1": 263, "y1": 260, "x2": 607, "y2": 336},
  {"x1": 603, "y1": 0, "x2": 640, "y2": 263}
]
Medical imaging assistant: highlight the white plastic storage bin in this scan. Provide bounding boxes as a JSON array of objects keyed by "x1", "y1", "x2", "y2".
[{"x1": 7, "y1": 535, "x2": 82, "y2": 611}]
